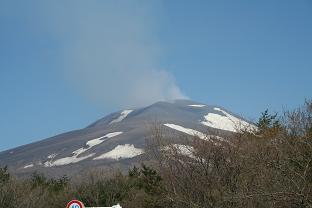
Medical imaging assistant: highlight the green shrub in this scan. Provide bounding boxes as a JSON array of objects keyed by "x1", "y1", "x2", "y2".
[{"x1": 0, "y1": 166, "x2": 10, "y2": 184}]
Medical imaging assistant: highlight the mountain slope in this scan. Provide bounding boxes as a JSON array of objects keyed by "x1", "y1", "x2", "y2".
[{"x1": 0, "y1": 100, "x2": 256, "y2": 177}]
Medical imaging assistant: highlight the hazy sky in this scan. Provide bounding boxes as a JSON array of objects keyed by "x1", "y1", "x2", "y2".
[{"x1": 1, "y1": 0, "x2": 311, "y2": 151}]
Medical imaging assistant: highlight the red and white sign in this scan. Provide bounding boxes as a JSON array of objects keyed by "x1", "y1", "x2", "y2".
[{"x1": 66, "y1": 200, "x2": 85, "y2": 208}]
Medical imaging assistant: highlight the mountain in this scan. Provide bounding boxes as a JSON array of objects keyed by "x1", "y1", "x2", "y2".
[{"x1": 0, "y1": 100, "x2": 256, "y2": 177}]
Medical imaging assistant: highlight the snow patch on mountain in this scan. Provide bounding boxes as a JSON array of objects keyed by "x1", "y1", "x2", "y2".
[
  {"x1": 86, "y1": 132, "x2": 123, "y2": 147},
  {"x1": 94, "y1": 144, "x2": 144, "y2": 160},
  {"x1": 44, "y1": 132, "x2": 123, "y2": 167},
  {"x1": 44, "y1": 154, "x2": 95, "y2": 167},
  {"x1": 110, "y1": 110, "x2": 133, "y2": 124},
  {"x1": 201, "y1": 107, "x2": 256, "y2": 132},
  {"x1": 23, "y1": 164, "x2": 34, "y2": 169},
  {"x1": 164, "y1": 123, "x2": 207, "y2": 139},
  {"x1": 163, "y1": 144, "x2": 195, "y2": 158},
  {"x1": 163, "y1": 123, "x2": 224, "y2": 142},
  {"x1": 188, "y1": 104, "x2": 205, "y2": 107}
]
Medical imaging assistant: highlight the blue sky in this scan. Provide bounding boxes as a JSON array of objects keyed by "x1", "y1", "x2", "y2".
[{"x1": 0, "y1": 0, "x2": 311, "y2": 151}]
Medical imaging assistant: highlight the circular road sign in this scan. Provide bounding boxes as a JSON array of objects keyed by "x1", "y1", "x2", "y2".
[{"x1": 66, "y1": 200, "x2": 85, "y2": 208}]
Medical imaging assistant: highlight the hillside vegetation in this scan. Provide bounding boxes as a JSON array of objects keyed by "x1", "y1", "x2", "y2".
[{"x1": 0, "y1": 100, "x2": 311, "y2": 208}]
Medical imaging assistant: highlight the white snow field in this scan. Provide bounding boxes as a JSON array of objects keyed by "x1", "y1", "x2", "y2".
[
  {"x1": 23, "y1": 164, "x2": 34, "y2": 169},
  {"x1": 201, "y1": 107, "x2": 256, "y2": 132},
  {"x1": 44, "y1": 132, "x2": 123, "y2": 167},
  {"x1": 163, "y1": 144, "x2": 195, "y2": 158},
  {"x1": 163, "y1": 123, "x2": 224, "y2": 142},
  {"x1": 94, "y1": 144, "x2": 144, "y2": 160},
  {"x1": 110, "y1": 110, "x2": 133, "y2": 124},
  {"x1": 44, "y1": 153, "x2": 95, "y2": 167},
  {"x1": 188, "y1": 104, "x2": 206, "y2": 107}
]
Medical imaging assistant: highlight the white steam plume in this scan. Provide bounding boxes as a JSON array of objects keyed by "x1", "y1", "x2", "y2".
[{"x1": 44, "y1": 1, "x2": 187, "y2": 109}]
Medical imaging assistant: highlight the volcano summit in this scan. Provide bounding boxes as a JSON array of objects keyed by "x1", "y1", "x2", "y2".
[{"x1": 0, "y1": 100, "x2": 256, "y2": 177}]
